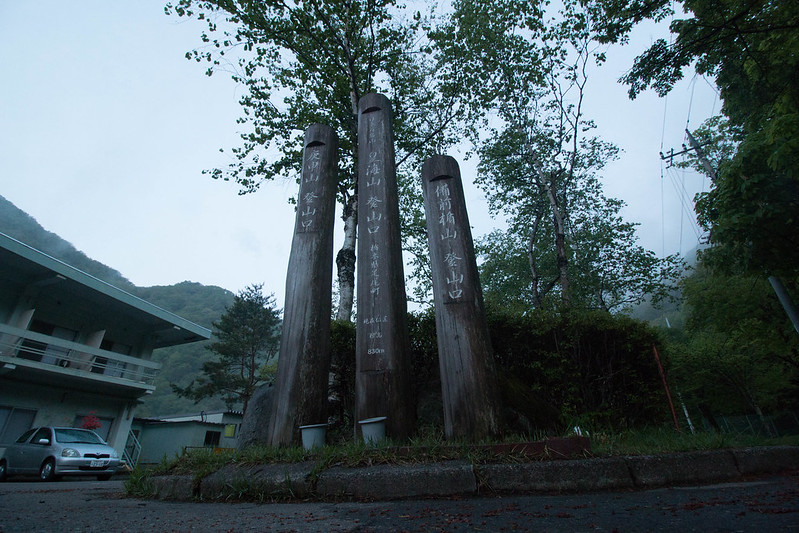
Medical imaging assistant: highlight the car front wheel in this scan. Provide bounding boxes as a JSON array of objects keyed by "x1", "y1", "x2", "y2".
[
  {"x1": 0, "y1": 459, "x2": 7, "y2": 482},
  {"x1": 39, "y1": 459, "x2": 58, "y2": 482}
]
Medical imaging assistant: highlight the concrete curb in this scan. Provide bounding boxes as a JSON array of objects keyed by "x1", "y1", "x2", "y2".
[
  {"x1": 317, "y1": 461, "x2": 476, "y2": 500},
  {"x1": 147, "y1": 445, "x2": 798, "y2": 502},
  {"x1": 199, "y1": 461, "x2": 317, "y2": 501},
  {"x1": 732, "y1": 445, "x2": 799, "y2": 474},
  {"x1": 478, "y1": 456, "x2": 633, "y2": 493},
  {"x1": 625, "y1": 449, "x2": 740, "y2": 488}
]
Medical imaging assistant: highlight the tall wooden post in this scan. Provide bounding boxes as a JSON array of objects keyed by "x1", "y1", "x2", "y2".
[
  {"x1": 422, "y1": 155, "x2": 502, "y2": 440},
  {"x1": 267, "y1": 124, "x2": 338, "y2": 446},
  {"x1": 355, "y1": 93, "x2": 415, "y2": 440}
]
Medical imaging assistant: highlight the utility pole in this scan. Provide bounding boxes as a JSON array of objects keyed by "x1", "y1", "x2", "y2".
[
  {"x1": 670, "y1": 128, "x2": 799, "y2": 336},
  {"x1": 660, "y1": 128, "x2": 718, "y2": 181},
  {"x1": 769, "y1": 276, "x2": 799, "y2": 335},
  {"x1": 685, "y1": 129, "x2": 718, "y2": 181}
]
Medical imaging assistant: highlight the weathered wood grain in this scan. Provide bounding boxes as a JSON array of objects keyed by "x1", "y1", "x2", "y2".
[
  {"x1": 422, "y1": 155, "x2": 502, "y2": 440},
  {"x1": 355, "y1": 93, "x2": 415, "y2": 440},
  {"x1": 267, "y1": 124, "x2": 338, "y2": 446}
]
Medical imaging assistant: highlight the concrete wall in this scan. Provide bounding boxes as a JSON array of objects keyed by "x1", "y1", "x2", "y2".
[
  {"x1": 0, "y1": 380, "x2": 134, "y2": 454},
  {"x1": 137, "y1": 421, "x2": 240, "y2": 465}
]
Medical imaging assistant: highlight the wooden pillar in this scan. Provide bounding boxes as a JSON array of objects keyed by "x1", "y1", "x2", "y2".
[
  {"x1": 355, "y1": 93, "x2": 415, "y2": 440},
  {"x1": 267, "y1": 124, "x2": 338, "y2": 446},
  {"x1": 421, "y1": 155, "x2": 502, "y2": 440}
]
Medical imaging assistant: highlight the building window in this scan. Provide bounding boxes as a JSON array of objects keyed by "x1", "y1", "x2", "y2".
[
  {"x1": 72, "y1": 414, "x2": 114, "y2": 442},
  {"x1": 17, "y1": 320, "x2": 76, "y2": 366},
  {"x1": 0, "y1": 406, "x2": 37, "y2": 445},
  {"x1": 204, "y1": 430, "x2": 221, "y2": 447},
  {"x1": 224, "y1": 424, "x2": 236, "y2": 438},
  {"x1": 95, "y1": 339, "x2": 130, "y2": 377},
  {"x1": 17, "y1": 337, "x2": 47, "y2": 362},
  {"x1": 90, "y1": 356, "x2": 108, "y2": 374}
]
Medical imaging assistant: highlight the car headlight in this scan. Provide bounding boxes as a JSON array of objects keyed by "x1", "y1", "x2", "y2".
[
  {"x1": 111, "y1": 450, "x2": 119, "y2": 459},
  {"x1": 61, "y1": 448, "x2": 80, "y2": 458}
]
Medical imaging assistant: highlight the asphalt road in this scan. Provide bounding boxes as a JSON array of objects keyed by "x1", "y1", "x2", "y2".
[{"x1": 1, "y1": 473, "x2": 797, "y2": 532}]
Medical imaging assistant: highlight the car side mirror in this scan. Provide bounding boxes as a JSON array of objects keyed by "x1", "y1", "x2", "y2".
[{"x1": 37, "y1": 438, "x2": 50, "y2": 445}]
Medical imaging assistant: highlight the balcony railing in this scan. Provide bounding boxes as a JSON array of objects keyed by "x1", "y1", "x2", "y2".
[{"x1": 0, "y1": 323, "x2": 160, "y2": 386}]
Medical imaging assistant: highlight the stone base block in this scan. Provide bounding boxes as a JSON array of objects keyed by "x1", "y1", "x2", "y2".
[{"x1": 151, "y1": 475, "x2": 196, "y2": 500}]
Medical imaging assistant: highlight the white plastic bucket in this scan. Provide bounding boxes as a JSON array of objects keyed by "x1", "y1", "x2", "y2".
[
  {"x1": 358, "y1": 416, "x2": 387, "y2": 445},
  {"x1": 299, "y1": 423, "x2": 327, "y2": 450}
]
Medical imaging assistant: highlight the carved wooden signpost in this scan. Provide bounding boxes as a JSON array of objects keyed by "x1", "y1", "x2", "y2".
[
  {"x1": 355, "y1": 93, "x2": 415, "y2": 440},
  {"x1": 422, "y1": 155, "x2": 502, "y2": 439},
  {"x1": 267, "y1": 124, "x2": 338, "y2": 446}
]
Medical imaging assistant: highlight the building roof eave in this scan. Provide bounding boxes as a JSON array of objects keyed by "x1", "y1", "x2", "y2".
[{"x1": 0, "y1": 232, "x2": 211, "y2": 346}]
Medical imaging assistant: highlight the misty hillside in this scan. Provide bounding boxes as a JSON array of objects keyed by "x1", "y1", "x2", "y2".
[
  {"x1": 0, "y1": 195, "x2": 133, "y2": 288},
  {"x1": 0, "y1": 194, "x2": 235, "y2": 416},
  {"x1": 626, "y1": 246, "x2": 703, "y2": 328}
]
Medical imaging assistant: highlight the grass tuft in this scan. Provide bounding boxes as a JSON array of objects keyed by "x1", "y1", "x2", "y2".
[
  {"x1": 125, "y1": 426, "x2": 799, "y2": 499},
  {"x1": 589, "y1": 426, "x2": 799, "y2": 456}
]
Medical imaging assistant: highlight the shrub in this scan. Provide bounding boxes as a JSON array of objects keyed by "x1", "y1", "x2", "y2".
[{"x1": 328, "y1": 308, "x2": 668, "y2": 436}]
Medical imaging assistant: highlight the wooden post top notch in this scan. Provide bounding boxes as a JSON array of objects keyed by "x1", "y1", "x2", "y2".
[
  {"x1": 422, "y1": 155, "x2": 460, "y2": 184},
  {"x1": 304, "y1": 123, "x2": 336, "y2": 148},
  {"x1": 359, "y1": 93, "x2": 391, "y2": 115}
]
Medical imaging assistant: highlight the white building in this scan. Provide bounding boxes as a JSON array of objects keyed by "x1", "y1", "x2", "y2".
[{"x1": 0, "y1": 232, "x2": 210, "y2": 465}]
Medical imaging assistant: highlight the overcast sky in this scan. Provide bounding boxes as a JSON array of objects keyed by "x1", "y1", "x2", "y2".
[{"x1": 0, "y1": 1, "x2": 717, "y2": 308}]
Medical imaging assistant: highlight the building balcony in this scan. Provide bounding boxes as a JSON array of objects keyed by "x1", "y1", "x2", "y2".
[{"x1": 0, "y1": 322, "x2": 160, "y2": 399}]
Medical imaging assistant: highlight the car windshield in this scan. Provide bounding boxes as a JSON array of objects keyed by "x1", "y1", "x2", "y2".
[{"x1": 54, "y1": 428, "x2": 104, "y2": 444}]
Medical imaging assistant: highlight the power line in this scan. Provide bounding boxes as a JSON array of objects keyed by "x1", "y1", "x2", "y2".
[
  {"x1": 686, "y1": 73, "x2": 698, "y2": 130},
  {"x1": 659, "y1": 90, "x2": 670, "y2": 259},
  {"x1": 665, "y1": 166, "x2": 703, "y2": 244}
]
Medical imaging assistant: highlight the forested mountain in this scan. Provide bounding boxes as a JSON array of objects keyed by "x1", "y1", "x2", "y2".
[
  {"x1": 0, "y1": 195, "x2": 133, "y2": 288},
  {"x1": 132, "y1": 283, "x2": 234, "y2": 417},
  {"x1": 0, "y1": 194, "x2": 234, "y2": 416}
]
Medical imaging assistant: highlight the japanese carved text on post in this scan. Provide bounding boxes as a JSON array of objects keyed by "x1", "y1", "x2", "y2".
[
  {"x1": 297, "y1": 146, "x2": 323, "y2": 233},
  {"x1": 355, "y1": 93, "x2": 414, "y2": 439},
  {"x1": 422, "y1": 155, "x2": 501, "y2": 440},
  {"x1": 360, "y1": 107, "x2": 390, "y2": 371},
  {"x1": 267, "y1": 124, "x2": 337, "y2": 447},
  {"x1": 432, "y1": 179, "x2": 472, "y2": 304}
]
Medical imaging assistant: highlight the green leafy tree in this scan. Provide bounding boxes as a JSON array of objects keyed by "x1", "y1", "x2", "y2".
[
  {"x1": 434, "y1": 0, "x2": 681, "y2": 311},
  {"x1": 591, "y1": 0, "x2": 799, "y2": 430},
  {"x1": 166, "y1": 0, "x2": 464, "y2": 319},
  {"x1": 171, "y1": 284, "x2": 281, "y2": 414},
  {"x1": 592, "y1": 0, "x2": 799, "y2": 281},
  {"x1": 668, "y1": 263, "x2": 799, "y2": 426}
]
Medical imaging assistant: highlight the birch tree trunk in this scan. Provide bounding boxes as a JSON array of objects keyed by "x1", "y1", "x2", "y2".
[
  {"x1": 336, "y1": 194, "x2": 358, "y2": 322},
  {"x1": 531, "y1": 154, "x2": 570, "y2": 305},
  {"x1": 334, "y1": 89, "x2": 361, "y2": 322},
  {"x1": 527, "y1": 213, "x2": 544, "y2": 309}
]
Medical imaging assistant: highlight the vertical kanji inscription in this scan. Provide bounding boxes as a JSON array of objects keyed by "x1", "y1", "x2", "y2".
[
  {"x1": 355, "y1": 93, "x2": 415, "y2": 440},
  {"x1": 267, "y1": 124, "x2": 338, "y2": 446},
  {"x1": 422, "y1": 155, "x2": 502, "y2": 440}
]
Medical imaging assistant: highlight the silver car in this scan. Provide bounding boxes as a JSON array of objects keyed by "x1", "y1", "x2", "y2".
[{"x1": 0, "y1": 426, "x2": 120, "y2": 481}]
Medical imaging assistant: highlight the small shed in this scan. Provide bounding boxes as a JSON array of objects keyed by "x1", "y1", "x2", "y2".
[{"x1": 131, "y1": 410, "x2": 242, "y2": 465}]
